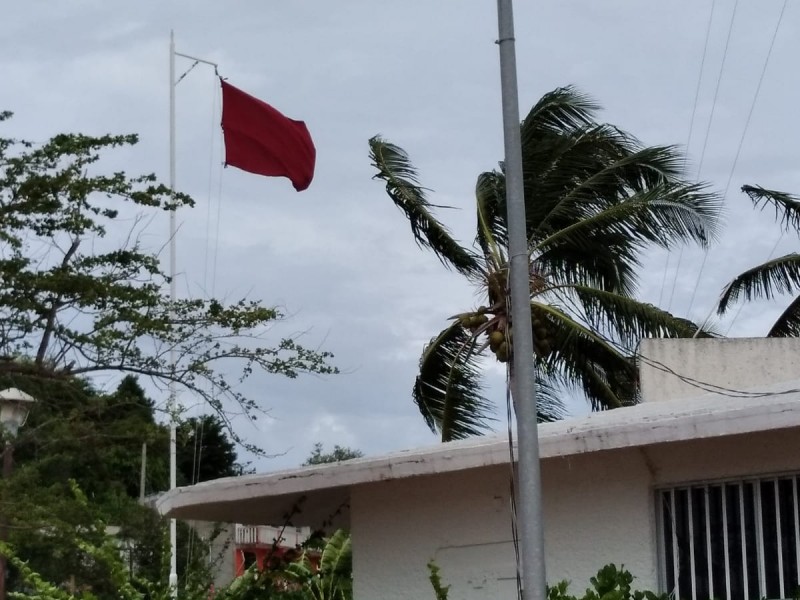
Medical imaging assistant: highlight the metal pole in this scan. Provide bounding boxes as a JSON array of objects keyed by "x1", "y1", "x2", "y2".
[
  {"x1": 0, "y1": 441, "x2": 12, "y2": 600},
  {"x1": 495, "y1": 2, "x2": 547, "y2": 599},
  {"x1": 140, "y1": 442, "x2": 147, "y2": 503},
  {"x1": 168, "y1": 29, "x2": 179, "y2": 599}
]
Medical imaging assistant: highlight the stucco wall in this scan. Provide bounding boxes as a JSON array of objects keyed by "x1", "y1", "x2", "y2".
[
  {"x1": 189, "y1": 521, "x2": 236, "y2": 589},
  {"x1": 351, "y1": 447, "x2": 655, "y2": 599},
  {"x1": 350, "y1": 429, "x2": 800, "y2": 600},
  {"x1": 639, "y1": 338, "x2": 800, "y2": 403}
]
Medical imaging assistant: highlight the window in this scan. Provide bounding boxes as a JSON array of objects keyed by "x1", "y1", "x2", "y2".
[
  {"x1": 659, "y1": 475, "x2": 800, "y2": 600},
  {"x1": 242, "y1": 550, "x2": 258, "y2": 570}
]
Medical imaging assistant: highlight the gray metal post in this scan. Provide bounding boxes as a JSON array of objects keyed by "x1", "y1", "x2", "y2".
[
  {"x1": 495, "y1": 2, "x2": 547, "y2": 599},
  {"x1": 0, "y1": 441, "x2": 14, "y2": 600}
]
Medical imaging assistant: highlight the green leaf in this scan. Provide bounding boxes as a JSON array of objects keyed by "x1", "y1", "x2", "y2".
[
  {"x1": 718, "y1": 253, "x2": 800, "y2": 314},
  {"x1": 414, "y1": 322, "x2": 493, "y2": 441},
  {"x1": 742, "y1": 184, "x2": 800, "y2": 232},
  {"x1": 369, "y1": 136, "x2": 482, "y2": 279},
  {"x1": 767, "y1": 294, "x2": 800, "y2": 337}
]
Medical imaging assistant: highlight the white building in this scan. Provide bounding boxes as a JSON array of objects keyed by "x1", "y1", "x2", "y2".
[{"x1": 157, "y1": 338, "x2": 800, "y2": 600}]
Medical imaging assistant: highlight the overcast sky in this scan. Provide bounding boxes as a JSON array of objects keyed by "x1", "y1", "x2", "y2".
[{"x1": 2, "y1": 1, "x2": 798, "y2": 470}]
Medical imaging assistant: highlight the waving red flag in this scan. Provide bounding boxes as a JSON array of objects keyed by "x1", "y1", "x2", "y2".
[{"x1": 220, "y1": 80, "x2": 316, "y2": 191}]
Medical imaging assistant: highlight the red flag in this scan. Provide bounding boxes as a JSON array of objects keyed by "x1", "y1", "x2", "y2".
[{"x1": 220, "y1": 80, "x2": 316, "y2": 191}]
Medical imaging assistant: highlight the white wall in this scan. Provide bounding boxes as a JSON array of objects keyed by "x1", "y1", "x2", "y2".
[
  {"x1": 189, "y1": 521, "x2": 237, "y2": 589},
  {"x1": 639, "y1": 338, "x2": 800, "y2": 403},
  {"x1": 350, "y1": 428, "x2": 800, "y2": 600},
  {"x1": 351, "y1": 447, "x2": 656, "y2": 600}
]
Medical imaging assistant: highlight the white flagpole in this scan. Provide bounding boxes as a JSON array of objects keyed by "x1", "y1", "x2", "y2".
[
  {"x1": 495, "y1": 2, "x2": 547, "y2": 600},
  {"x1": 167, "y1": 31, "x2": 218, "y2": 598},
  {"x1": 168, "y1": 29, "x2": 179, "y2": 599}
]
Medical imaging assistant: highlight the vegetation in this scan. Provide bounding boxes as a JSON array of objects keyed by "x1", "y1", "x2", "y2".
[
  {"x1": 303, "y1": 444, "x2": 363, "y2": 466},
  {"x1": 547, "y1": 565, "x2": 666, "y2": 600},
  {"x1": 284, "y1": 529, "x2": 352, "y2": 600},
  {"x1": 718, "y1": 185, "x2": 800, "y2": 336},
  {"x1": 0, "y1": 112, "x2": 336, "y2": 451},
  {"x1": 369, "y1": 87, "x2": 720, "y2": 441},
  {"x1": 426, "y1": 561, "x2": 450, "y2": 600},
  {"x1": 427, "y1": 563, "x2": 665, "y2": 600},
  {"x1": 0, "y1": 373, "x2": 241, "y2": 595},
  {"x1": 0, "y1": 516, "x2": 353, "y2": 600}
]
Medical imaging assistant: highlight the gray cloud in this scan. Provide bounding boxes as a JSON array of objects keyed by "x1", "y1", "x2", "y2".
[{"x1": 2, "y1": 0, "x2": 798, "y2": 470}]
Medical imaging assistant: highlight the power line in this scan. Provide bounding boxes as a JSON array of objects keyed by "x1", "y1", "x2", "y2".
[
  {"x1": 634, "y1": 349, "x2": 800, "y2": 399},
  {"x1": 661, "y1": 0, "x2": 718, "y2": 310},
  {"x1": 695, "y1": 0, "x2": 739, "y2": 181},
  {"x1": 541, "y1": 283, "x2": 800, "y2": 401},
  {"x1": 686, "y1": 0, "x2": 789, "y2": 317},
  {"x1": 670, "y1": 0, "x2": 739, "y2": 314}
]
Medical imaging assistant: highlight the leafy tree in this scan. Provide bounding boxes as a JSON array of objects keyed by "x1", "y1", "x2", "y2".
[
  {"x1": 302, "y1": 443, "x2": 363, "y2": 466},
  {"x1": 4, "y1": 375, "x2": 158, "y2": 507},
  {"x1": 369, "y1": 87, "x2": 720, "y2": 441},
  {"x1": 0, "y1": 482, "x2": 220, "y2": 600},
  {"x1": 174, "y1": 414, "x2": 245, "y2": 486},
  {"x1": 0, "y1": 520, "x2": 353, "y2": 600},
  {"x1": 0, "y1": 112, "x2": 336, "y2": 450},
  {"x1": 718, "y1": 185, "x2": 800, "y2": 336},
  {"x1": 0, "y1": 374, "x2": 240, "y2": 595}
]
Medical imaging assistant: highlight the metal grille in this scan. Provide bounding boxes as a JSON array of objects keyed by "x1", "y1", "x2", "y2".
[{"x1": 660, "y1": 475, "x2": 800, "y2": 600}]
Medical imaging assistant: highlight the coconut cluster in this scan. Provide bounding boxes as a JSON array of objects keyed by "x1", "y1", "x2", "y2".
[
  {"x1": 531, "y1": 306, "x2": 552, "y2": 358},
  {"x1": 488, "y1": 326, "x2": 511, "y2": 362},
  {"x1": 457, "y1": 305, "x2": 554, "y2": 364}
]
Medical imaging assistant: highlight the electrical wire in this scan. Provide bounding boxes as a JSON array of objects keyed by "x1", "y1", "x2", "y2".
[
  {"x1": 660, "y1": 0, "x2": 718, "y2": 310},
  {"x1": 539, "y1": 282, "x2": 800, "y2": 401},
  {"x1": 633, "y1": 349, "x2": 800, "y2": 399},
  {"x1": 505, "y1": 368, "x2": 523, "y2": 600},
  {"x1": 686, "y1": 0, "x2": 789, "y2": 318},
  {"x1": 668, "y1": 0, "x2": 739, "y2": 314},
  {"x1": 695, "y1": 0, "x2": 739, "y2": 181}
]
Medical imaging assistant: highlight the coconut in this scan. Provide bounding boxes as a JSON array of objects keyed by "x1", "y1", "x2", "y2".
[{"x1": 489, "y1": 329, "x2": 506, "y2": 346}]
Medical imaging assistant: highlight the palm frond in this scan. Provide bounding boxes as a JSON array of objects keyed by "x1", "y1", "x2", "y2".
[
  {"x1": 534, "y1": 301, "x2": 637, "y2": 410},
  {"x1": 742, "y1": 185, "x2": 800, "y2": 232},
  {"x1": 536, "y1": 233, "x2": 640, "y2": 296},
  {"x1": 532, "y1": 375, "x2": 568, "y2": 422},
  {"x1": 369, "y1": 136, "x2": 482, "y2": 278},
  {"x1": 534, "y1": 143, "x2": 689, "y2": 237},
  {"x1": 475, "y1": 171, "x2": 506, "y2": 264},
  {"x1": 565, "y1": 285, "x2": 706, "y2": 348},
  {"x1": 521, "y1": 86, "x2": 599, "y2": 138},
  {"x1": 414, "y1": 322, "x2": 493, "y2": 441},
  {"x1": 768, "y1": 294, "x2": 800, "y2": 337},
  {"x1": 535, "y1": 182, "x2": 720, "y2": 257},
  {"x1": 718, "y1": 253, "x2": 800, "y2": 314}
]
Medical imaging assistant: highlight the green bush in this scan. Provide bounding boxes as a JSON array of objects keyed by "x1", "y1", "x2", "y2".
[
  {"x1": 548, "y1": 564, "x2": 667, "y2": 600},
  {"x1": 427, "y1": 563, "x2": 667, "y2": 600},
  {"x1": 0, "y1": 509, "x2": 352, "y2": 600}
]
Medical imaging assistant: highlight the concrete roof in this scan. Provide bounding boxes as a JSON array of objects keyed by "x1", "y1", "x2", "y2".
[{"x1": 157, "y1": 390, "x2": 800, "y2": 525}]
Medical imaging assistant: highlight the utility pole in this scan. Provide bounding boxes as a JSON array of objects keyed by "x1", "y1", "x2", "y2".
[
  {"x1": 495, "y1": 2, "x2": 547, "y2": 599},
  {"x1": 0, "y1": 442, "x2": 12, "y2": 600}
]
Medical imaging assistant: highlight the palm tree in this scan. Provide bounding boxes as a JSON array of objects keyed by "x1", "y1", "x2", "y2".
[
  {"x1": 718, "y1": 185, "x2": 800, "y2": 336},
  {"x1": 369, "y1": 86, "x2": 721, "y2": 442}
]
